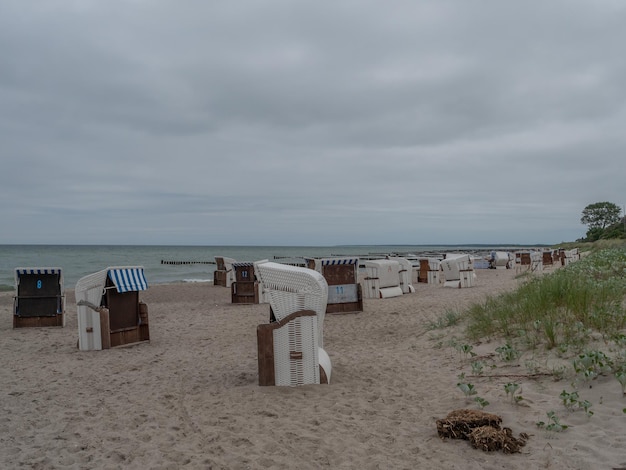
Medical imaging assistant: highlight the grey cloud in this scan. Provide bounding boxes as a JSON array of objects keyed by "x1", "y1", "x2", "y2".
[{"x1": 1, "y1": 0, "x2": 625, "y2": 245}]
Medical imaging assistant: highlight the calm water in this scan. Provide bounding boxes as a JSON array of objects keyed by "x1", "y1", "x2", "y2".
[{"x1": 0, "y1": 244, "x2": 533, "y2": 292}]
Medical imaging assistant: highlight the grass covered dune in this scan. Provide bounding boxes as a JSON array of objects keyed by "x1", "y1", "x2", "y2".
[
  {"x1": 432, "y1": 242, "x2": 626, "y2": 458},
  {"x1": 466, "y1": 246, "x2": 626, "y2": 351}
]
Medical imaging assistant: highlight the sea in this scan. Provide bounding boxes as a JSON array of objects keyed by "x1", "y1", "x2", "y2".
[{"x1": 0, "y1": 244, "x2": 540, "y2": 292}]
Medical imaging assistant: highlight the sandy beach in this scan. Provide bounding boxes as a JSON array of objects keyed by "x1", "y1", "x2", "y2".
[{"x1": 2, "y1": 268, "x2": 626, "y2": 470}]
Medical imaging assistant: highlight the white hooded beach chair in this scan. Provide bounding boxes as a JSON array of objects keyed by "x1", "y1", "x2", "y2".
[
  {"x1": 13, "y1": 267, "x2": 65, "y2": 328},
  {"x1": 75, "y1": 266, "x2": 149, "y2": 351},
  {"x1": 562, "y1": 248, "x2": 580, "y2": 266},
  {"x1": 214, "y1": 256, "x2": 236, "y2": 288},
  {"x1": 489, "y1": 251, "x2": 513, "y2": 269},
  {"x1": 515, "y1": 251, "x2": 543, "y2": 273},
  {"x1": 388, "y1": 257, "x2": 416, "y2": 294},
  {"x1": 254, "y1": 261, "x2": 331, "y2": 386},
  {"x1": 427, "y1": 258, "x2": 442, "y2": 284},
  {"x1": 362, "y1": 259, "x2": 404, "y2": 299},
  {"x1": 441, "y1": 254, "x2": 476, "y2": 288}
]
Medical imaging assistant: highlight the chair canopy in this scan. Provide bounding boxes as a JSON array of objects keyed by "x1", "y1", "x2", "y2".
[
  {"x1": 76, "y1": 266, "x2": 147, "y2": 305},
  {"x1": 363, "y1": 259, "x2": 399, "y2": 288},
  {"x1": 254, "y1": 261, "x2": 328, "y2": 342}
]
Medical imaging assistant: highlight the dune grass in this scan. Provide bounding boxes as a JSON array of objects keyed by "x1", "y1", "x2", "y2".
[{"x1": 465, "y1": 247, "x2": 626, "y2": 352}]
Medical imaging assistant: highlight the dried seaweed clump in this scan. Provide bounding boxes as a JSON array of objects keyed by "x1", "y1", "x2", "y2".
[
  {"x1": 436, "y1": 409, "x2": 528, "y2": 454},
  {"x1": 436, "y1": 409, "x2": 502, "y2": 440},
  {"x1": 469, "y1": 425, "x2": 529, "y2": 454}
]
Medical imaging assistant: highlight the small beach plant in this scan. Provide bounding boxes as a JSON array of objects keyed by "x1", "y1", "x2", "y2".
[
  {"x1": 559, "y1": 390, "x2": 594, "y2": 417},
  {"x1": 504, "y1": 382, "x2": 523, "y2": 405},
  {"x1": 496, "y1": 343, "x2": 520, "y2": 362},
  {"x1": 572, "y1": 350, "x2": 612, "y2": 382},
  {"x1": 471, "y1": 360, "x2": 485, "y2": 376},
  {"x1": 474, "y1": 396, "x2": 489, "y2": 409},
  {"x1": 536, "y1": 411, "x2": 569, "y2": 437},
  {"x1": 559, "y1": 390, "x2": 580, "y2": 411},
  {"x1": 456, "y1": 343, "x2": 476, "y2": 359},
  {"x1": 457, "y1": 382, "x2": 477, "y2": 398},
  {"x1": 579, "y1": 399, "x2": 593, "y2": 418},
  {"x1": 525, "y1": 359, "x2": 540, "y2": 375}
]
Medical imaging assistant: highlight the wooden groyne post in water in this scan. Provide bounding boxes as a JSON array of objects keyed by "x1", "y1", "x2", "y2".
[{"x1": 160, "y1": 260, "x2": 216, "y2": 265}]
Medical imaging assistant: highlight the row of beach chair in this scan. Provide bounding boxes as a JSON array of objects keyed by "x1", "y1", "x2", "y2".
[{"x1": 11, "y1": 250, "x2": 573, "y2": 388}]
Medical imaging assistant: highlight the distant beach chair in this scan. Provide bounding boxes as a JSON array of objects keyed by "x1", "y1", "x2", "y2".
[
  {"x1": 515, "y1": 251, "x2": 543, "y2": 273},
  {"x1": 515, "y1": 252, "x2": 530, "y2": 273},
  {"x1": 254, "y1": 260, "x2": 331, "y2": 386},
  {"x1": 214, "y1": 256, "x2": 236, "y2": 288},
  {"x1": 441, "y1": 254, "x2": 476, "y2": 288},
  {"x1": 231, "y1": 262, "x2": 261, "y2": 304},
  {"x1": 13, "y1": 267, "x2": 65, "y2": 328},
  {"x1": 308, "y1": 257, "x2": 363, "y2": 314},
  {"x1": 542, "y1": 250, "x2": 554, "y2": 269},
  {"x1": 489, "y1": 251, "x2": 513, "y2": 269},
  {"x1": 75, "y1": 266, "x2": 149, "y2": 351},
  {"x1": 388, "y1": 257, "x2": 416, "y2": 294},
  {"x1": 417, "y1": 258, "x2": 441, "y2": 284},
  {"x1": 562, "y1": 248, "x2": 580, "y2": 266},
  {"x1": 362, "y1": 259, "x2": 404, "y2": 299}
]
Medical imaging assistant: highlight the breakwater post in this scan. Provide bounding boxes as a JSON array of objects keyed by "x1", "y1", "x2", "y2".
[{"x1": 160, "y1": 260, "x2": 216, "y2": 265}]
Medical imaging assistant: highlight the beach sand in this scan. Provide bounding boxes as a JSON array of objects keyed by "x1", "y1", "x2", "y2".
[{"x1": 2, "y1": 268, "x2": 626, "y2": 469}]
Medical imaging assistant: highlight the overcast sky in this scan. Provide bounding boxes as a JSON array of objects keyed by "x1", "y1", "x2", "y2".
[{"x1": 1, "y1": 1, "x2": 625, "y2": 246}]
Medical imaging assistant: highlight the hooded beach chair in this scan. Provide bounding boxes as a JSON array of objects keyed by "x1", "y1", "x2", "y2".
[
  {"x1": 254, "y1": 260, "x2": 331, "y2": 386},
  {"x1": 441, "y1": 254, "x2": 476, "y2": 288},
  {"x1": 231, "y1": 262, "x2": 261, "y2": 304},
  {"x1": 489, "y1": 251, "x2": 513, "y2": 269},
  {"x1": 562, "y1": 248, "x2": 580, "y2": 266},
  {"x1": 13, "y1": 267, "x2": 65, "y2": 328},
  {"x1": 308, "y1": 257, "x2": 363, "y2": 314},
  {"x1": 362, "y1": 259, "x2": 404, "y2": 299},
  {"x1": 214, "y1": 256, "x2": 236, "y2": 288},
  {"x1": 515, "y1": 251, "x2": 543, "y2": 273},
  {"x1": 75, "y1": 266, "x2": 149, "y2": 351},
  {"x1": 388, "y1": 257, "x2": 416, "y2": 294},
  {"x1": 417, "y1": 258, "x2": 441, "y2": 284}
]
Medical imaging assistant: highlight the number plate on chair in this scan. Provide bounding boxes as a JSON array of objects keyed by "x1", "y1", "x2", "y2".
[{"x1": 328, "y1": 284, "x2": 358, "y2": 303}]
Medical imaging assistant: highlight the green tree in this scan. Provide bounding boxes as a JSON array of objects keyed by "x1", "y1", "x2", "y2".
[
  {"x1": 580, "y1": 202, "x2": 622, "y2": 241},
  {"x1": 581, "y1": 202, "x2": 622, "y2": 231}
]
